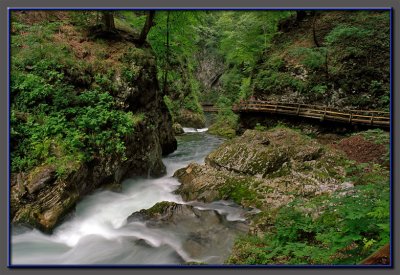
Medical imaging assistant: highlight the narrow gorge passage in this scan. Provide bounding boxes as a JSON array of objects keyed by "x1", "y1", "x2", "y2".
[{"x1": 12, "y1": 131, "x2": 250, "y2": 265}]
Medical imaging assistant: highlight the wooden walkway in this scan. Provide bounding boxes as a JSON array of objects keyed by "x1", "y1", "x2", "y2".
[{"x1": 202, "y1": 100, "x2": 390, "y2": 128}]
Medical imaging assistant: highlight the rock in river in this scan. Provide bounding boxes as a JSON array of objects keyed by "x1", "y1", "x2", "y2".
[{"x1": 127, "y1": 201, "x2": 249, "y2": 263}]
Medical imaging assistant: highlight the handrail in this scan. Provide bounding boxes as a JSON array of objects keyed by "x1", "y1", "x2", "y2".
[{"x1": 202, "y1": 100, "x2": 390, "y2": 128}]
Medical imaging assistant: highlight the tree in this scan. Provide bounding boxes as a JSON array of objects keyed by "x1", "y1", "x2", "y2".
[
  {"x1": 148, "y1": 11, "x2": 201, "y2": 95},
  {"x1": 101, "y1": 11, "x2": 115, "y2": 32},
  {"x1": 138, "y1": 11, "x2": 156, "y2": 46}
]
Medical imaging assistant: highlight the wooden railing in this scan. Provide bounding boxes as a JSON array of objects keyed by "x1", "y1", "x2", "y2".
[
  {"x1": 202, "y1": 100, "x2": 390, "y2": 128},
  {"x1": 202, "y1": 105, "x2": 219, "y2": 112}
]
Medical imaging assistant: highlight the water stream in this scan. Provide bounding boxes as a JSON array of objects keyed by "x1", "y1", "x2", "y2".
[{"x1": 11, "y1": 130, "x2": 249, "y2": 265}]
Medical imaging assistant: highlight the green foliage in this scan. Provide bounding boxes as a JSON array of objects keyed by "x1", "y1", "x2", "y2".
[
  {"x1": 248, "y1": 11, "x2": 389, "y2": 110},
  {"x1": 358, "y1": 129, "x2": 389, "y2": 146},
  {"x1": 147, "y1": 11, "x2": 205, "y2": 119},
  {"x1": 289, "y1": 47, "x2": 327, "y2": 70},
  {"x1": 217, "y1": 11, "x2": 293, "y2": 68},
  {"x1": 229, "y1": 182, "x2": 389, "y2": 264},
  {"x1": 208, "y1": 96, "x2": 239, "y2": 138},
  {"x1": 163, "y1": 95, "x2": 179, "y2": 119},
  {"x1": 253, "y1": 69, "x2": 306, "y2": 95},
  {"x1": 228, "y1": 152, "x2": 390, "y2": 265},
  {"x1": 69, "y1": 11, "x2": 98, "y2": 28},
  {"x1": 324, "y1": 13, "x2": 390, "y2": 108},
  {"x1": 216, "y1": 97, "x2": 238, "y2": 125},
  {"x1": 325, "y1": 25, "x2": 373, "y2": 55},
  {"x1": 10, "y1": 15, "x2": 146, "y2": 174},
  {"x1": 183, "y1": 91, "x2": 203, "y2": 114},
  {"x1": 239, "y1": 77, "x2": 253, "y2": 100},
  {"x1": 254, "y1": 123, "x2": 267, "y2": 131},
  {"x1": 311, "y1": 84, "x2": 328, "y2": 95}
]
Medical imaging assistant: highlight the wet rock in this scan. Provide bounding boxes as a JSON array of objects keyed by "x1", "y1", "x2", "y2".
[
  {"x1": 25, "y1": 165, "x2": 56, "y2": 194},
  {"x1": 173, "y1": 123, "x2": 184, "y2": 135},
  {"x1": 127, "y1": 201, "x2": 249, "y2": 263},
  {"x1": 174, "y1": 163, "x2": 225, "y2": 202}
]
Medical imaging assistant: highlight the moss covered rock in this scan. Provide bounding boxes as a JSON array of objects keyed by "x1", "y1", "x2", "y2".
[
  {"x1": 173, "y1": 123, "x2": 185, "y2": 135},
  {"x1": 175, "y1": 109, "x2": 206, "y2": 129},
  {"x1": 206, "y1": 128, "x2": 324, "y2": 177},
  {"x1": 175, "y1": 127, "x2": 349, "y2": 214},
  {"x1": 208, "y1": 123, "x2": 236, "y2": 139}
]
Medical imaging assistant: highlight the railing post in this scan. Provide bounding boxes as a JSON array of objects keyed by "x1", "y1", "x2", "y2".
[
  {"x1": 371, "y1": 113, "x2": 374, "y2": 125},
  {"x1": 349, "y1": 112, "x2": 353, "y2": 124},
  {"x1": 275, "y1": 103, "x2": 278, "y2": 113},
  {"x1": 322, "y1": 107, "x2": 327, "y2": 121},
  {"x1": 296, "y1": 103, "x2": 300, "y2": 115}
]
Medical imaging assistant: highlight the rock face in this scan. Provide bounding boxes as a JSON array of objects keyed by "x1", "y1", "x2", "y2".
[
  {"x1": 175, "y1": 128, "x2": 351, "y2": 232},
  {"x1": 127, "y1": 201, "x2": 248, "y2": 263},
  {"x1": 172, "y1": 123, "x2": 184, "y2": 135},
  {"x1": 175, "y1": 109, "x2": 206, "y2": 129},
  {"x1": 10, "y1": 46, "x2": 177, "y2": 232}
]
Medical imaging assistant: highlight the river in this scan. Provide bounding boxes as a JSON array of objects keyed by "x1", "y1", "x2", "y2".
[{"x1": 11, "y1": 129, "x2": 249, "y2": 265}]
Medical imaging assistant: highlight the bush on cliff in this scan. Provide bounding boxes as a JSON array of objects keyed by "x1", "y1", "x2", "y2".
[{"x1": 11, "y1": 14, "x2": 146, "y2": 176}]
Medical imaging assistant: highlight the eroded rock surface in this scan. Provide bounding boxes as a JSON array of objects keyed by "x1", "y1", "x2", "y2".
[{"x1": 174, "y1": 128, "x2": 351, "y2": 232}]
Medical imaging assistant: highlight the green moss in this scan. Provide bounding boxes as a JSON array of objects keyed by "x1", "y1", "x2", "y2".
[
  {"x1": 219, "y1": 177, "x2": 261, "y2": 207},
  {"x1": 14, "y1": 206, "x2": 41, "y2": 227},
  {"x1": 146, "y1": 201, "x2": 177, "y2": 216},
  {"x1": 208, "y1": 123, "x2": 236, "y2": 139}
]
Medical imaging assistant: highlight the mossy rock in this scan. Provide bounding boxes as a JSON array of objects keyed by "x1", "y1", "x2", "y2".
[
  {"x1": 173, "y1": 123, "x2": 184, "y2": 135},
  {"x1": 206, "y1": 128, "x2": 321, "y2": 177},
  {"x1": 127, "y1": 201, "x2": 178, "y2": 222},
  {"x1": 176, "y1": 126, "x2": 349, "y2": 212},
  {"x1": 208, "y1": 124, "x2": 236, "y2": 139},
  {"x1": 175, "y1": 109, "x2": 206, "y2": 129}
]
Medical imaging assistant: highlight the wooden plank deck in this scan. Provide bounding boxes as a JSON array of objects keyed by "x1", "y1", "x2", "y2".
[{"x1": 202, "y1": 100, "x2": 390, "y2": 128}]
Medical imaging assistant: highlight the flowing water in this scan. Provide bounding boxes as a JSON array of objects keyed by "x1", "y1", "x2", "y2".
[{"x1": 11, "y1": 130, "x2": 249, "y2": 265}]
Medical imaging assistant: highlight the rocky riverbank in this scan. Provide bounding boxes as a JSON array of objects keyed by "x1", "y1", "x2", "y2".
[
  {"x1": 173, "y1": 128, "x2": 351, "y2": 232},
  {"x1": 10, "y1": 17, "x2": 177, "y2": 232},
  {"x1": 170, "y1": 126, "x2": 389, "y2": 264}
]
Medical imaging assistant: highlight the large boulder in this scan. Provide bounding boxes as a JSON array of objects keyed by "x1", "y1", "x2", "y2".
[
  {"x1": 175, "y1": 128, "x2": 350, "y2": 214},
  {"x1": 206, "y1": 129, "x2": 324, "y2": 177},
  {"x1": 175, "y1": 109, "x2": 206, "y2": 129}
]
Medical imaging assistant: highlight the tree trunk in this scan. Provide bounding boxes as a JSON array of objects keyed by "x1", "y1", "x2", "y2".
[
  {"x1": 101, "y1": 11, "x2": 115, "y2": 32},
  {"x1": 138, "y1": 11, "x2": 156, "y2": 46},
  {"x1": 325, "y1": 50, "x2": 329, "y2": 80},
  {"x1": 296, "y1": 11, "x2": 307, "y2": 22},
  {"x1": 162, "y1": 11, "x2": 170, "y2": 95},
  {"x1": 312, "y1": 12, "x2": 320, "y2": 48}
]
